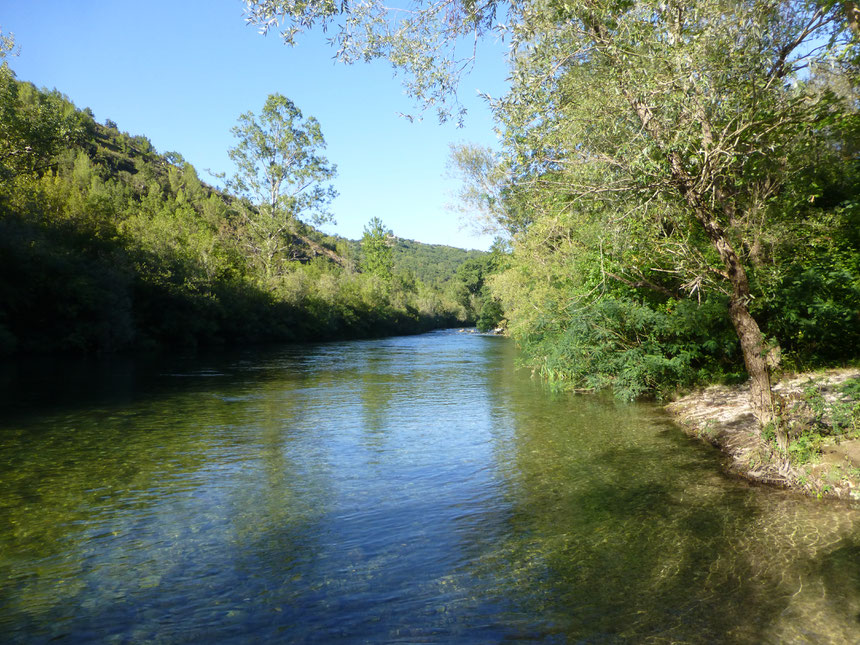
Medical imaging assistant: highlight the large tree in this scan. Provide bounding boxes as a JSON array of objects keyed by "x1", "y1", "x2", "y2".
[
  {"x1": 245, "y1": 1, "x2": 858, "y2": 445},
  {"x1": 227, "y1": 93, "x2": 337, "y2": 281},
  {"x1": 492, "y1": 1, "x2": 858, "y2": 450}
]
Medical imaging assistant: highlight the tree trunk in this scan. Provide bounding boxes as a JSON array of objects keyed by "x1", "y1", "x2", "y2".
[
  {"x1": 698, "y1": 212, "x2": 787, "y2": 452},
  {"x1": 847, "y1": 2, "x2": 860, "y2": 36},
  {"x1": 727, "y1": 295, "x2": 786, "y2": 448}
]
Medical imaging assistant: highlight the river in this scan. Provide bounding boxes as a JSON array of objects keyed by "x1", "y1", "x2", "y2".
[{"x1": 1, "y1": 330, "x2": 858, "y2": 643}]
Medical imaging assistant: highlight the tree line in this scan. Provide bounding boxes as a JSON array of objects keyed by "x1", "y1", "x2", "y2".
[{"x1": 0, "y1": 33, "x2": 491, "y2": 355}]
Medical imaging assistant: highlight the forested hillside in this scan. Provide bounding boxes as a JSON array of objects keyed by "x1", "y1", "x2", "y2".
[
  {"x1": 320, "y1": 236, "x2": 486, "y2": 286},
  {"x1": 0, "y1": 55, "x2": 485, "y2": 354},
  {"x1": 390, "y1": 239, "x2": 486, "y2": 285}
]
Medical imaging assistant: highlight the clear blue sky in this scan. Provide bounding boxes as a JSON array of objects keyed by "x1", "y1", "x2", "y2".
[{"x1": 2, "y1": 0, "x2": 508, "y2": 250}]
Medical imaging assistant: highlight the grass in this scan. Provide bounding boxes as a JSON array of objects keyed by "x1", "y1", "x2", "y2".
[{"x1": 771, "y1": 376, "x2": 860, "y2": 467}]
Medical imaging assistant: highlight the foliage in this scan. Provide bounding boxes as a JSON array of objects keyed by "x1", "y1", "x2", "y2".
[
  {"x1": 476, "y1": 297, "x2": 504, "y2": 332},
  {"x1": 0, "y1": 78, "x2": 471, "y2": 355},
  {"x1": 324, "y1": 235, "x2": 488, "y2": 286},
  {"x1": 455, "y1": 257, "x2": 488, "y2": 297},
  {"x1": 454, "y1": 253, "x2": 505, "y2": 330},
  {"x1": 390, "y1": 238, "x2": 487, "y2": 286},
  {"x1": 447, "y1": 143, "x2": 512, "y2": 235},
  {"x1": 509, "y1": 294, "x2": 740, "y2": 400},
  {"x1": 754, "y1": 200, "x2": 860, "y2": 367},
  {"x1": 771, "y1": 377, "x2": 860, "y2": 465},
  {"x1": 501, "y1": 2, "x2": 857, "y2": 433},
  {"x1": 360, "y1": 217, "x2": 394, "y2": 280},
  {"x1": 0, "y1": 32, "x2": 81, "y2": 185},
  {"x1": 226, "y1": 93, "x2": 337, "y2": 282}
]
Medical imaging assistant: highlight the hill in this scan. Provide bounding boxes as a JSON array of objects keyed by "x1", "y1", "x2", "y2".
[{"x1": 321, "y1": 234, "x2": 487, "y2": 286}]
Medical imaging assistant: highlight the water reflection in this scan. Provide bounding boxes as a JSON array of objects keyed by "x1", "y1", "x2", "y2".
[{"x1": 0, "y1": 332, "x2": 858, "y2": 643}]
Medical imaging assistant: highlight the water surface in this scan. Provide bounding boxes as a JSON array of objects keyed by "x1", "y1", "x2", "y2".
[{"x1": 1, "y1": 331, "x2": 858, "y2": 643}]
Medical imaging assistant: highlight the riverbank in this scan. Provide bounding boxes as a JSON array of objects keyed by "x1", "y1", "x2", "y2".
[{"x1": 666, "y1": 368, "x2": 860, "y2": 500}]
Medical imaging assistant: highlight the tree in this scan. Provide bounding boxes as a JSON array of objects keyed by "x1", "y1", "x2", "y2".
[
  {"x1": 455, "y1": 254, "x2": 505, "y2": 330},
  {"x1": 245, "y1": 1, "x2": 859, "y2": 448},
  {"x1": 456, "y1": 258, "x2": 486, "y2": 298},
  {"x1": 361, "y1": 217, "x2": 394, "y2": 280},
  {"x1": 226, "y1": 93, "x2": 337, "y2": 281},
  {"x1": 492, "y1": 1, "x2": 857, "y2": 450}
]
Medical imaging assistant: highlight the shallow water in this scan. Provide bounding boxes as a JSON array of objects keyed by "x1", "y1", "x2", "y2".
[{"x1": 1, "y1": 330, "x2": 858, "y2": 643}]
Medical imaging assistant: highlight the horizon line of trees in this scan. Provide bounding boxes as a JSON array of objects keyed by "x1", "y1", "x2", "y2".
[{"x1": 0, "y1": 33, "x2": 489, "y2": 355}]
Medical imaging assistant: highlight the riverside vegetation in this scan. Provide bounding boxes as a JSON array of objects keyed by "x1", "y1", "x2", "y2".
[
  {"x1": 0, "y1": 37, "x2": 501, "y2": 355},
  {"x1": 667, "y1": 369, "x2": 860, "y2": 498},
  {"x1": 242, "y1": 0, "x2": 860, "y2": 492}
]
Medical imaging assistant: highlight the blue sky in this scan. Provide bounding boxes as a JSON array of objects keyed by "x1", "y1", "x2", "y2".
[{"x1": 2, "y1": 0, "x2": 508, "y2": 250}]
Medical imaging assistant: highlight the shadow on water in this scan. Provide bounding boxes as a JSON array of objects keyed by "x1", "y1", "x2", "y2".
[
  {"x1": 0, "y1": 336, "x2": 399, "y2": 423},
  {"x1": 0, "y1": 347, "x2": 338, "y2": 642},
  {"x1": 816, "y1": 536, "x2": 860, "y2": 626},
  {"x1": 529, "y1": 464, "x2": 783, "y2": 643}
]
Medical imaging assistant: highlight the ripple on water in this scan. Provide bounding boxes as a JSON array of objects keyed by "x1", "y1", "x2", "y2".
[{"x1": 0, "y1": 331, "x2": 858, "y2": 643}]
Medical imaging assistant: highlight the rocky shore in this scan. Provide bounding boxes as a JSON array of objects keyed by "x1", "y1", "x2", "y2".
[{"x1": 666, "y1": 369, "x2": 860, "y2": 500}]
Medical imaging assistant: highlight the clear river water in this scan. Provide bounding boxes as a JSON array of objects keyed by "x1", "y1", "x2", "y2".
[{"x1": 1, "y1": 330, "x2": 859, "y2": 643}]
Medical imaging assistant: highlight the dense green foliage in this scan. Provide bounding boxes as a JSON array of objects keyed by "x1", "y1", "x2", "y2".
[
  {"x1": 224, "y1": 93, "x2": 337, "y2": 282},
  {"x1": 390, "y1": 239, "x2": 486, "y2": 286},
  {"x1": 454, "y1": 252, "x2": 506, "y2": 332},
  {"x1": 360, "y1": 217, "x2": 394, "y2": 280},
  {"x1": 332, "y1": 235, "x2": 488, "y2": 286},
  {"x1": 0, "y1": 72, "x2": 482, "y2": 355},
  {"x1": 483, "y1": 2, "x2": 859, "y2": 407},
  {"x1": 487, "y1": 128, "x2": 859, "y2": 400}
]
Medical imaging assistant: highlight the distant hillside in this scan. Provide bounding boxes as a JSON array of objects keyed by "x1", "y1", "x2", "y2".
[
  {"x1": 328, "y1": 235, "x2": 487, "y2": 285},
  {"x1": 391, "y1": 238, "x2": 487, "y2": 285}
]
